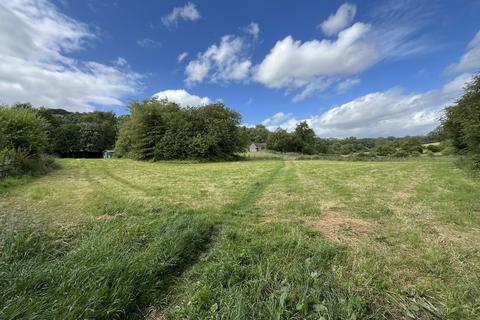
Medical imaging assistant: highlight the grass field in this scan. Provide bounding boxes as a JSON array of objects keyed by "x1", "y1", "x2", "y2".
[{"x1": 1, "y1": 158, "x2": 479, "y2": 319}]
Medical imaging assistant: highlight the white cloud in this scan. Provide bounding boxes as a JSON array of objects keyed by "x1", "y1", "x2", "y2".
[
  {"x1": 262, "y1": 112, "x2": 293, "y2": 127},
  {"x1": 152, "y1": 89, "x2": 211, "y2": 107},
  {"x1": 115, "y1": 57, "x2": 127, "y2": 66},
  {"x1": 253, "y1": 23, "x2": 377, "y2": 97},
  {"x1": 242, "y1": 22, "x2": 260, "y2": 39},
  {"x1": 177, "y1": 51, "x2": 188, "y2": 63},
  {"x1": 336, "y1": 78, "x2": 360, "y2": 94},
  {"x1": 185, "y1": 35, "x2": 252, "y2": 85},
  {"x1": 137, "y1": 38, "x2": 161, "y2": 48},
  {"x1": 263, "y1": 74, "x2": 473, "y2": 137},
  {"x1": 445, "y1": 30, "x2": 480, "y2": 74},
  {"x1": 292, "y1": 78, "x2": 333, "y2": 102},
  {"x1": 0, "y1": 0, "x2": 140, "y2": 112},
  {"x1": 318, "y1": 3, "x2": 356, "y2": 36},
  {"x1": 369, "y1": 1, "x2": 437, "y2": 60},
  {"x1": 161, "y1": 2, "x2": 201, "y2": 28},
  {"x1": 252, "y1": 2, "x2": 435, "y2": 101}
]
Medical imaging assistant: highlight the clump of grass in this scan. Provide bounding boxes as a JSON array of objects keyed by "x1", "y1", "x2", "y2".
[{"x1": 0, "y1": 202, "x2": 216, "y2": 319}]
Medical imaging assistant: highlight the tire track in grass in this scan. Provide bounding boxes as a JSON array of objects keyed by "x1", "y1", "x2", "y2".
[
  {"x1": 224, "y1": 160, "x2": 285, "y2": 216},
  {"x1": 100, "y1": 166, "x2": 156, "y2": 196},
  {"x1": 150, "y1": 161, "x2": 287, "y2": 317}
]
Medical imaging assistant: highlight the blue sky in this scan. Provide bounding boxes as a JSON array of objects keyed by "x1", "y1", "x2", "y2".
[{"x1": 1, "y1": 0, "x2": 479, "y2": 137}]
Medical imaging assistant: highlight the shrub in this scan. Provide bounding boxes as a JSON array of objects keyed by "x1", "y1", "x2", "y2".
[
  {"x1": 392, "y1": 149, "x2": 409, "y2": 158},
  {"x1": 426, "y1": 144, "x2": 442, "y2": 153},
  {"x1": 0, "y1": 106, "x2": 48, "y2": 157},
  {"x1": 0, "y1": 106, "x2": 53, "y2": 177},
  {"x1": 441, "y1": 146, "x2": 456, "y2": 156},
  {"x1": 375, "y1": 144, "x2": 395, "y2": 156}
]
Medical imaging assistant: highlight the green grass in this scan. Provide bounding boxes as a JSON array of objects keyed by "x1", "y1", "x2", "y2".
[{"x1": 1, "y1": 157, "x2": 479, "y2": 319}]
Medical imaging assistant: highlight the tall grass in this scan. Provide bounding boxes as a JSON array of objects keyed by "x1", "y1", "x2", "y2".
[{"x1": 0, "y1": 201, "x2": 216, "y2": 319}]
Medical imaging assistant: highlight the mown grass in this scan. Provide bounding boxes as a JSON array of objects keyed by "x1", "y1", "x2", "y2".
[{"x1": 0, "y1": 157, "x2": 479, "y2": 319}]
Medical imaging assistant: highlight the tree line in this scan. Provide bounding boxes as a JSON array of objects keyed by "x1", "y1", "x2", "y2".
[
  {"x1": 242, "y1": 123, "x2": 443, "y2": 157},
  {"x1": 1, "y1": 73, "x2": 479, "y2": 176}
]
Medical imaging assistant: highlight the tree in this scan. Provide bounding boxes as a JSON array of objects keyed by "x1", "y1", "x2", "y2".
[
  {"x1": 442, "y1": 74, "x2": 480, "y2": 156},
  {"x1": 267, "y1": 129, "x2": 293, "y2": 152},
  {"x1": 38, "y1": 108, "x2": 118, "y2": 157},
  {"x1": 247, "y1": 124, "x2": 271, "y2": 143},
  {"x1": 293, "y1": 121, "x2": 316, "y2": 154},
  {"x1": 115, "y1": 99, "x2": 245, "y2": 160}
]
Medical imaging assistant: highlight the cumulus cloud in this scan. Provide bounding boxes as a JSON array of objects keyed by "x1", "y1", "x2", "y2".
[
  {"x1": 262, "y1": 112, "x2": 293, "y2": 127},
  {"x1": 242, "y1": 22, "x2": 260, "y2": 39},
  {"x1": 177, "y1": 51, "x2": 188, "y2": 63},
  {"x1": 161, "y1": 2, "x2": 201, "y2": 28},
  {"x1": 318, "y1": 3, "x2": 356, "y2": 36},
  {"x1": 263, "y1": 74, "x2": 473, "y2": 137},
  {"x1": 0, "y1": 0, "x2": 140, "y2": 112},
  {"x1": 185, "y1": 35, "x2": 252, "y2": 85},
  {"x1": 137, "y1": 38, "x2": 161, "y2": 48},
  {"x1": 445, "y1": 30, "x2": 480, "y2": 74},
  {"x1": 251, "y1": 2, "x2": 435, "y2": 101},
  {"x1": 253, "y1": 22, "x2": 377, "y2": 100},
  {"x1": 152, "y1": 89, "x2": 211, "y2": 107},
  {"x1": 336, "y1": 78, "x2": 360, "y2": 94}
]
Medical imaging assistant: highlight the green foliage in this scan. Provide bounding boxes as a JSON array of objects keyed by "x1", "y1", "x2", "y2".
[
  {"x1": 442, "y1": 74, "x2": 480, "y2": 167},
  {"x1": 426, "y1": 144, "x2": 442, "y2": 153},
  {"x1": 266, "y1": 128, "x2": 296, "y2": 152},
  {"x1": 0, "y1": 105, "x2": 48, "y2": 156},
  {"x1": 400, "y1": 137, "x2": 423, "y2": 153},
  {"x1": 115, "y1": 99, "x2": 245, "y2": 160},
  {"x1": 37, "y1": 108, "x2": 117, "y2": 157},
  {"x1": 443, "y1": 75, "x2": 480, "y2": 154},
  {"x1": 0, "y1": 105, "x2": 56, "y2": 178},
  {"x1": 266, "y1": 122, "x2": 316, "y2": 154},
  {"x1": 374, "y1": 143, "x2": 396, "y2": 156},
  {"x1": 245, "y1": 124, "x2": 271, "y2": 143},
  {"x1": 294, "y1": 121, "x2": 316, "y2": 154}
]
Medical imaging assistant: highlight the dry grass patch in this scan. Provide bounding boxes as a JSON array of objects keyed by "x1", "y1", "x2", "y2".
[
  {"x1": 302, "y1": 214, "x2": 376, "y2": 244},
  {"x1": 261, "y1": 213, "x2": 376, "y2": 245}
]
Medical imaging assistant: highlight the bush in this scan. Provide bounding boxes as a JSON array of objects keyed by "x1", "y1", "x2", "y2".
[
  {"x1": 0, "y1": 106, "x2": 53, "y2": 178},
  {"x1": 0, "y1": 149, "x2": 57, "y2": 179},
  {"x1": 392, "y1": 149, "x2": 409, "y2": 158},
  {"x1": 375, "y1": 144, "x2": 395, "y2": 156},
  {"x1": 426, "y1": 144, "x2": 442, "y2": 153},
  {"x1": 441, "y1": 146, "x2": 456, "y2": 156},
  {"x1": 0, "y1": 106, "x2": 48, "y2": 157}
]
